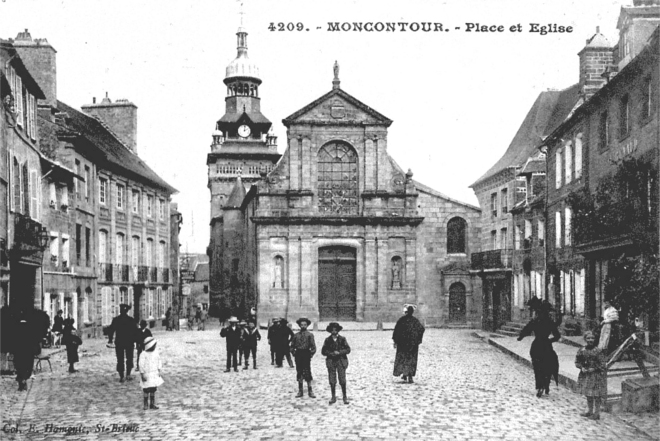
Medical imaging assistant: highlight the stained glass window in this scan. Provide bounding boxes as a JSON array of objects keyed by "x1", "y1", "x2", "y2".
[{"x1": 317, "y1": 142, "x2": 358, "y2": 215}]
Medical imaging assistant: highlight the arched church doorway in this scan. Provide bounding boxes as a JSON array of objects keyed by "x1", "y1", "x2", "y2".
[
  {"x1": 448, "y1": 282, "x2": 466, "y2": 323},
  {"x1": 318, "y1": 246, "x2": 356, "y2": 321}
]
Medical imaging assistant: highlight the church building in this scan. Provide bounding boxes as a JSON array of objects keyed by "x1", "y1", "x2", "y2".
[{"x1": 207, "y1": 25, "x2": 482, "y2": 327}]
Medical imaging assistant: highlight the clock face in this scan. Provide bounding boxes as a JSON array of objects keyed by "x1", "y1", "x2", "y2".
[{"x1": 238, "y1": 125, "x2": 251, "y2": 138}]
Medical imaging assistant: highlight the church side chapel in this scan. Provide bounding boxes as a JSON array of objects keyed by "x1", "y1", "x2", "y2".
[{"x1": 208, "y1": 25, "x2": 482, "y2": 326}]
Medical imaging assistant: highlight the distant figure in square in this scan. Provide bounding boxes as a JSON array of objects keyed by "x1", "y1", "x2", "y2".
[
  {"x1": 291, "y1": 318, "x2": 316, "y2": 398},
  {"x1": 392, "y1": 304, "x2": 425, "y2": 383},
  {"x1": 136, "y1": 320, "x2": 153, "y2": 364},
  {"x1": 242, "y1": 321, "x2": 261, "y2": 369},
  {"x1": 267, "y1": 318, "x2": 278, "y2": 365},
  {"x1": 575, "y1": 330, "x2": 607, "y2": 420},
  {"x1": 321, "y1": 322, "x2": 351, "y2": 404},
  {"x1": 62, "y1": 328, "x2": 82, "y2": 373},
  {"x1": 138, "y1": 336, "x2": 163, "y2": 410},
  {"x1": 220, "y1": 317, "x2": 241, "y2": 372}
]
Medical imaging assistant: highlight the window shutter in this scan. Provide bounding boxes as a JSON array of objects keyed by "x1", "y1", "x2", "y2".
[
  {"x1": 30, "y1": 95, "x2": 37, "y2": 140},
  {"x1": 30, "y1": 170, "x2": 38, "y2": 219},
  {"x1": 555, "y1": 151, "x2": 562, "y2": 189},
  {"x1": 16, "y1": 77, "x2": 23, "y2": 127}
]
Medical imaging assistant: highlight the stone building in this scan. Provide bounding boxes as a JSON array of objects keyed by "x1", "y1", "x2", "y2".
[
  {"x1": 206, "y1": 22, "x2": 482, "y2": 326},
  {"x1": 9, "y1": 30, "x2": 179, "y2": 336},
  {"x1": 541, "y1": 2, "x2": 659, "y2": 331},
  {"x1": 469, "y1": 84, "x2": 579, "y2": 331},
  {"x1": 206, "y1": 26, "x2": 280, "y2": 318},
  {"x1": 0, "y1": 38, "x2": 47, "y2": 311}
]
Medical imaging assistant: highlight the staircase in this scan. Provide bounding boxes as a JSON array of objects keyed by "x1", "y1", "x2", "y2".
[{"x1": 492, "y1": 321, "x2": 525, "y2": 338}]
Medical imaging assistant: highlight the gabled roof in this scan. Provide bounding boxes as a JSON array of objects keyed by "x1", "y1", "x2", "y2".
[
  {"x1": 470, "y1": 84, "x2": 580, "y2": 189},
  {"x1": 194, "y1": 262, "x2": 209, "y2": 282},
  {"x1": 282, "y1": 87, "x2": 392, "y2": 127},
  {"x1": 56, "y1": 100, "x2": 177, "y2": 194},
  {"x1": 224, "y1": 177, "x2": 247, "y2": 208}
]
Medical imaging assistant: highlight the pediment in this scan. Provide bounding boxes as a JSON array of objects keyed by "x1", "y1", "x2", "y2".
[{"x1": 282, "y1": 89, "x2": 392, "y2": 127}]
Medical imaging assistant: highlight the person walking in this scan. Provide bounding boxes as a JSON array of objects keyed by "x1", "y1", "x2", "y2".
[
  {"x1": 62, "y1": 328, "x2": 83, "y2": 373},
  {"x1": 107, "y1": 304, "x2": 138, "y2": 382},
  {"x1": 575, "y1": 330, "x2": 607, "y2": 420},
  {"x1": 199, "y1": 306, "x2": 208, "y2": 331},
  {"x1": 517, "y1": 300, "x2": 561, "y2": 397},
  {"x1": 392, "y1": 304, "x2": 425, "y2": 383},
  {"x1": 242, "y1": 321, "x2": 261, "y2": 370},
  {"x1": 290, "y1": 318, "x2": 316, "y2": 398},
  {"x1": 138, "y1": 336, "x2": 163, "y2": 410},
  {"x1": 165, "y1": 308, "x2": 172, "y2": 331},
  {"x1": 220, "y1": 317, "x2": 241, "y2": 372},
  {"x1": 321, "y1": 322, "x2": 351, "y2": 404}
]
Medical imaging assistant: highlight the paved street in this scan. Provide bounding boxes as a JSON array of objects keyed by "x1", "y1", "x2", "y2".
[{"x1": 1, "y1": 327, "x2": 655, "y2": 440}]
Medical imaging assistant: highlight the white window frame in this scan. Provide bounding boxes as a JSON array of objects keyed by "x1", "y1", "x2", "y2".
[
  {"x1": 99, "y1": 177, "x2": 108, "y2": 205},
  {"x1": 565, "y1": 207, "x2": 572, "y2": 246},
  {"x1": 49, "y1": 232, "x2": 59, "y2": 265},
  {"x1": 565, "y1": 141, "x2": 573, "y2": 184},
  {"x1": 61, "y1": 235, "x2": 70, "y2": 270},
  {"x1": 147, "y1": 195, "x2": 153, "y2": 217},
  {"x1": 116, "y1": 233, "x2": 124, "y2": 265},
  {"x1": 555, "y1": 211, "x2": 562, "y2": 248},
  {"x1": 574, "y1": 134, "x2": 583, "y2": 179},
  {"x1": 555, "y1": 150, "x2": 562, "y2": 189},
  {"x1": 132, "y1": 190, "x2": 140, "y2": 214},
  {"x1": 116, "y1": 184, "x2": 125, "y2": 210}
]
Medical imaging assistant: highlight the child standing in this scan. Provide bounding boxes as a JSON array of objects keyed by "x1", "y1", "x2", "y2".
[
  {"x1": 575, "y1": 330, "x2": 607, "y2": 420},
  {"x1": 138, "y1": 336, "x2": 163, "y2": 410},
  {"x1": 321, "y1": 322, "x2": 351, "y2": 404},
  {"x1": 62, "y1": 328, "x2": 82, "y2": 373}
]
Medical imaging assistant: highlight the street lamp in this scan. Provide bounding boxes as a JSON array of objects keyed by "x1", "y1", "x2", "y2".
[{"x1": 38, "y1": 227, "x2": 50, "y2": 251}]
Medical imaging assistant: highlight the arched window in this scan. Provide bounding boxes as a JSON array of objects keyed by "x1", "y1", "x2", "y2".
[
  {"x1": 390, "y1": 256, "x2": 404, "y2": 289},
  {"x1": 317, "y1": 142, "x2": 358, "y2": 214},
  {"x1": 447, "y1": 217, "x2": 467, "y2": 254},
  {"x1": 272, "y1": 255, "x2": 284, "y2": 288}
]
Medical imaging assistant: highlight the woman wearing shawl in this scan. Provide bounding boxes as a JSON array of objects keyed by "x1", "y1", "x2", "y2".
[
  {"x1": 392, "y1": 305, "x2": 425, "y2": 383},
  {"x1": 517, "y1": 299, "x2": 561, "y2": 397}
]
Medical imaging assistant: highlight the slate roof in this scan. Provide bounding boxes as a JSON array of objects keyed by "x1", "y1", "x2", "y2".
[
  {"x1": 56, "y1": 100, "x2": 177, "y2": 194},
  {"x1": 0, "y1": 40, "x2": 45, "y2": 99},
  {"x1": 217, "y1": 110, "x2": 271, "y2": 125},
  {"x1": 282, "y1": 87, "x2": 392, "y2": 127},
  {"x1": 470, "y1": 84, "x2": 580, "y2": 189},
  {"x1": 194, "y1": 262, "x2": 209, "y2": 282}
]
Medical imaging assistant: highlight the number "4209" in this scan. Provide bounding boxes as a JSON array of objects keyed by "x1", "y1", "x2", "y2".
[{"x1": 268, "y1": 22, "x2": 306, "y2": 31}]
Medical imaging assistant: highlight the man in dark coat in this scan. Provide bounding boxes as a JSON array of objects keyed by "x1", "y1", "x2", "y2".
[
  {"x1": 220, "y1": 316, "x2": 241, "y2": 372},
  {"x1": 12, "y1": 307, "x2": 43, "y2": 391},
  {"x1": 290, "y1": 318, "x2": 316, "y2": 398},
  {"x1": 107, "y1": 304, "x2": 138, "y2": 382},
  {"x1": 242, "y1": 320, "x2": 261, "y2": 369},
  {"x1": 392, "y1": 304, "x2": 425, "y2": 383},
  {"x1": 321, "y1": 322, "x2": 351, "y2": 404},
  {"x1": 274, "y1": 318, "x2": 294, "y2": 368}
]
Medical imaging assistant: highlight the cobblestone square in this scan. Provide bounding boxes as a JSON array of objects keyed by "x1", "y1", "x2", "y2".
[{"x1": 1, "y1": 328, "x2": 656, "y2": 440}]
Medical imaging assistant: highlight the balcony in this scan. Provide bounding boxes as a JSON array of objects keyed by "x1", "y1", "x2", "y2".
[
  {"x1": 161, "y1": 268, "x2": 170, "y2": 283},
  {"x1": 149, "y1": 267, "x2": 158, "y2": 283},
  {"x1": 99, "y1": 262, "x2": 113, "y2": 282},
  {"x1": 138, "y1": 265, "x2": 149, "y2": 282},
  {"x1": 114, "y1": 264, "x2": 129, "y2": 282},
  {"x1": 471, "y1": 249, "x2": 513, "y2": 271}
]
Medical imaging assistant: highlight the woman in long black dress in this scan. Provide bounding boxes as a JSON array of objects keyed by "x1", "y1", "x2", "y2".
[
  {"x1": 392, "y1": 305, "x2": 425, "y2": 383},
  {"x1": 517, "y1": 300, "x2": 561, "y2": 397}
]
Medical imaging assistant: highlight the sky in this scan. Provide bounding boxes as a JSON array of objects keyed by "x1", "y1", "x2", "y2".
[{"x1": 0, "y1": 0, "x2": 626, "y2": 253}]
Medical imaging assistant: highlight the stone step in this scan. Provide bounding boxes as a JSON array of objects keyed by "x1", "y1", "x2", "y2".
[{"x1": 492, "y1": 329, "x2": 519, "y2": 337}]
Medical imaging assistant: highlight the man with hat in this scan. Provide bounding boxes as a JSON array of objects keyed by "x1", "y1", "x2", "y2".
[
  {"x1": 108, "y1": 304, "x2": 138, "y2": 382},
  {"x1": 220, "y1": 317, "x2": 242, "y2": 372},
  {"x1": 290, "y1": 318, "x2": 316, "y2": 398},
  {"x1": 321, "y1": 322, "x2": 351, "y2": 404},
  {"x1": 273, "y1": 318, "x2": 295, "y2": 368}
]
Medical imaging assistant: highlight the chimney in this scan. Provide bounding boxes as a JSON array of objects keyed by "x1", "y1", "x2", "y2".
[
  {"x1": 81, "y1": 93, "x2": 138, "y2": 154},
  {"x1": 577, "y1": 27, "x2": 613, "y2": 100},
  {"x1": 12, "y1": 29, "x2": 58, "y2": 109}
]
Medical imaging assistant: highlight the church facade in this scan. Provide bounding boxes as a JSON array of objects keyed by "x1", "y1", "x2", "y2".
[{"x1": 207, "y1": 27, "x2": 482, "y2": 327}]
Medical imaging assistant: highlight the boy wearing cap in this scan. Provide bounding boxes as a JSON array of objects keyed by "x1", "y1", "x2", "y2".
[
  {"x1": 290, "y1": 318, "x2": 316, "y2": 398},
  {"x1": 220, "y1": 317, "x2": 242, "y2": 372},
  {"x1": 242, "y1": 321, "x2": 261, "y2": 369},
  {"x1": 138, "y1": 336, "x2": 163, "y2": 410},
  {"x1": 107, "y1": 304, "x2": 138, "y2": 382},
  {"x1": 321, "y1": 322, "x2": 351, "y2": 404}
]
